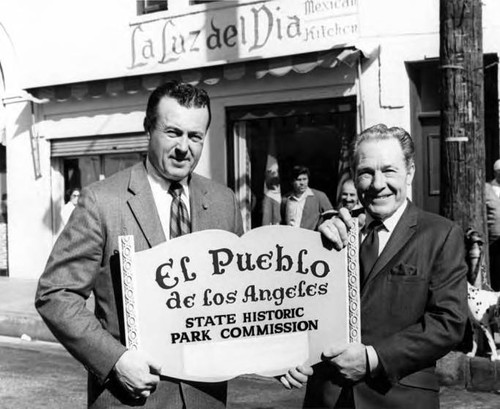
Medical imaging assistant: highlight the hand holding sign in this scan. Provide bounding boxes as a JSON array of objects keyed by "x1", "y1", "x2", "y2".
[
  {"x1": 322, "y1": 343, "x2": 367, "y2": 382},
  {"x1": 119, "y1": 225, "x2": 359, "y2": 382},
  {"x1": 113, "y1": 350, "x2": 162, "y2": 399},
  {"x1": 279, "y1": 365, "x2": 314, "y2": 390}
]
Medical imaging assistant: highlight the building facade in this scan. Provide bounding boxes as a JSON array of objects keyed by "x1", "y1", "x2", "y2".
[{"x1": 0, "y1": 0, "x2": 499, "y2": 279}]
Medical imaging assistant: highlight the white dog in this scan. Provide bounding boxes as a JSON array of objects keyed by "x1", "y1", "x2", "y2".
[{"x1": 467, "y1": 282, "x2": 500, "y2": 361}]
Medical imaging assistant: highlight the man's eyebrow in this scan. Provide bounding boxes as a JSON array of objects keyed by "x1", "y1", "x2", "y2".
[{"x1": 161, "y1": 124, "x2": 182, "y2": 132}]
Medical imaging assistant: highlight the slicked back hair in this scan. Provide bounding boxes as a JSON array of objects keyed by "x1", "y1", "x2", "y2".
[
  {"x1": 143, "y1": 80, "x2": 211, "y2": 134},
  {"x1": 350, "y1": 124, "x2": 415, "y2": 172}
]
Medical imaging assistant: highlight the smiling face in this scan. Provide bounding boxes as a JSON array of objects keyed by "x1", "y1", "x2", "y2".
[
  {"x1": 340, "y1": 180, "x2": 358, "y2": 210},
  {"x1": 354, "y1": 138, "x2": 414, "y2": 221},
  {"x1": 147, "y1": 96, "x2": 209, "y2": 181}
]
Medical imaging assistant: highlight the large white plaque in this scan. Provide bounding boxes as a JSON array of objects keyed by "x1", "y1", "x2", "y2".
[{"x1": 119, "y1": 225, "x2": 359, "y2": 382}]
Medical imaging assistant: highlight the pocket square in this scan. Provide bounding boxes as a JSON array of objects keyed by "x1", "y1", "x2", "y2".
[{"x1": 390, "y1": 263, "x2": 418, "y2": 276}]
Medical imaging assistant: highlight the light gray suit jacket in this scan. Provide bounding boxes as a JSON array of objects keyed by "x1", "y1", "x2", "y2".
[{"x1": 35, "y1": 162, "x2": 243, "y2": 408}]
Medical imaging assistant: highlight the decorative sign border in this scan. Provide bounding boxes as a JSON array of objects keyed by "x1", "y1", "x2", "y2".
[
  {"x1": 119, "y1": 224, "x2": 360, "y2": 380},
  {"x1": 119, "y1": 235, "x2": 139, "y2": 350},
  {"x1": 346, "y1": 225, "x2": 360, "y2": 343}
]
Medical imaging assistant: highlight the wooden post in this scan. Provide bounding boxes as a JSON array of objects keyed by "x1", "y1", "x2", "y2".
[{"x1": 440, "y1": 0, "x2": 488, "y2": 286}]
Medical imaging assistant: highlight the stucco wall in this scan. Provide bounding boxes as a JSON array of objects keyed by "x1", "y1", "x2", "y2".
[
  {"x1": 1, "y1": 0, "x2": 500, "y2": 278},
  {"x1": 5, "y1": 101, "x2": 53, "y2": 278}
]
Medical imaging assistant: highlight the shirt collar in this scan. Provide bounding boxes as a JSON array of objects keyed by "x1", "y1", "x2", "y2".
[
  {"x1": 364, "y1": 199, "x2": 408, "y2": 234},
  {"x1": 146, "y1": 157, "x2": 190, "y2": 196},
  {"x1": 291, "y1": 188, "x2": 314, "y2": 201}
]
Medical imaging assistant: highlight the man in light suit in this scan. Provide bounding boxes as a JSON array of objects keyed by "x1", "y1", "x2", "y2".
[
  {"x1": 281, "y1": 124, "x2": 467, "y2": 408},
  {"x1": 35, "y1": 81, "x2": 243, "y2": 408},
  {"x1": 281, "y1": 165, "x2": 333, "y2": 230}
]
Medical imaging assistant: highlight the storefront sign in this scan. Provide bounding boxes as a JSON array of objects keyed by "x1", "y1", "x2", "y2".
[
  {"x1": 119, "y1": 225, "x2": 360, "y2": 382},
  {"x1": 129, "y1": 0, "x2": 359, "y2": 74}
]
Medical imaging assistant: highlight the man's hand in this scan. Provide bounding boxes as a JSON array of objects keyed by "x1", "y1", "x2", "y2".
[
  {"x1": 318, "y1": 208, "x2": 356, "y2": 250},
  {"x1": 279, "y1": 365, "x2": 313, "y2": 389},
  {"x1": 113, "y1": 350, "x2": 162, "y2": 399},
  {"x1": 322, "y1": 343, "x2": 367, "y2": 382}
]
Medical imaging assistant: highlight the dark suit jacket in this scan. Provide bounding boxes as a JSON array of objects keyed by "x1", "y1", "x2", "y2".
[
  {"x1": 303, "y1": 201, "x2": 467, "y2": 409},
  {"x1": 35, "y1": 162, "x2": 243, "y2": 409},
  {"x1": 281, "y1": 188, "x2": 333, "y2": 230}
]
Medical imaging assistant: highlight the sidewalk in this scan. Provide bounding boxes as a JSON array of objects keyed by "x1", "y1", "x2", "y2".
[
  {"x1": 0, "y1": 277, "x2": 56, "y2": 342},
  {"x1": 0, "y1": 277, "x2": 500, "y2": 396}
]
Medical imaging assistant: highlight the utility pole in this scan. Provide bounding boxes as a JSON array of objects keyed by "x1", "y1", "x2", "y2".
[{"x1": 440, "y1": 0, "x2": 488, "y2": 285}]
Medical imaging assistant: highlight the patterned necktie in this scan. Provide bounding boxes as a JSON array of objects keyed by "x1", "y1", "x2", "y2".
[
  {"x1": 359, "y1": 220, "x2": 383, "y2": 284},
  {"x1": 169, "y1": 182, "x2": 191, "y2": 239}
]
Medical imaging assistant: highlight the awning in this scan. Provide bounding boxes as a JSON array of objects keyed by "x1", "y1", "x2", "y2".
[
  {"x1": 51, "y1": 133, "x2": 149, "y2": 157},
  {"x1": 33, "y1": 48, "x2": 363, "y2": 102}
]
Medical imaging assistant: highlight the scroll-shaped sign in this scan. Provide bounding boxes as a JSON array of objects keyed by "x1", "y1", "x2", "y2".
[{"x1": 119, "y1": 225, "x2": 359, "y2": 382}]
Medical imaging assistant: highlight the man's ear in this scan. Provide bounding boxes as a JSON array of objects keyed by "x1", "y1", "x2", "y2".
[
  {"x1": 143, "y1": 116, "x2": 150, "y2": 135},
  {"x1": 406, "y1": 162, "x2": 415, "y2": 185}
]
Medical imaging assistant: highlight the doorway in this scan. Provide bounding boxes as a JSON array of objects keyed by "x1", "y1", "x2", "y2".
[{"x1": 227, "y1": 97, "x2": 357, "y2": 231}]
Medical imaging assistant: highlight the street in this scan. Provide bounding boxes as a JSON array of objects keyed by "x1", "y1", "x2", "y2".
[{"x1": 0, "y1": 337, "x2": 498, "y2": 409}]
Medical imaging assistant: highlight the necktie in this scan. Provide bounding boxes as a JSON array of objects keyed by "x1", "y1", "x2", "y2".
[
  {"x1": 359, "y1": 220, "x2": 383, "y2": 284},
  {"x1": 169, "y1": 182, "x2": 191, "y2": 239}
]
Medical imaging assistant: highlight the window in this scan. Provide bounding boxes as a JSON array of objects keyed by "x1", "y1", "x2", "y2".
[
  {"x1": 137, "y1": 0, "x2": 168, "y2": 15},
  {"x1": 137, "y1": 0, "x2": 221, "y2": 14},
  {"x1": 63, "y1": 153, "x2": 146, "y2": 191}
]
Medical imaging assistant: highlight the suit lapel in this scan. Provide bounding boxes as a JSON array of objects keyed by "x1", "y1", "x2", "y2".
[
  {"x1": 189, "y1": 174, "x2": 209, "y2": 232},
  {"x1": 362, "y1": 200, "x2": 418, "y2": 289},
  {"x1": 127, "y1": 162, "x2": 165, "y2": 248}
]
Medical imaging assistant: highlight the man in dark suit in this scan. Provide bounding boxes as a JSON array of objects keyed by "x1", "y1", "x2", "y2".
[
  {"x1": 281, "y1": 124, "x2": 467, "y2": 409},
  {"x1": 35, "y1": 81, "x2": 243, "y2": 408},
  {"x1": 281, "y1": 165, "x2": 333, "y2": 230}
]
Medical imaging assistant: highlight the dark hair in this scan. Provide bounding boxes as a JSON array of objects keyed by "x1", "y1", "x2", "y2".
[
  {"x1": 291, "y1": 165, "x2": 310, "y2": 180},
  {"x1": 143, "y1": 80, "x2": 211, "y2": 134},
  {"x1": 65, "y1": 187, "x2": 81, "y2": 203},
  {"x1": 350, "y1": 124, "x2": 415, "y2": 171}
]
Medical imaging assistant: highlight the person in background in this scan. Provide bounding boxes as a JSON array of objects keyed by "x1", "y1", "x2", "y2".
[
  {"x1": 338, "y1": 179, "x2": 361, "y2": 212},
  {"x1": 485, "y1": 159, "x2": 500, "y2": 290},
  {"x1": 36, "y1": 81, "x2": 243, "y2": 409},
  {"x1": 281, "y1": 165, "x2": 333, "y2": 230},
  {"x1": 281, "y1": 124, "x2": 467, "y2": 409},
  {"x1": 262, "y1": 165, "x2": 282, "y2": 225},
  {"x1": 338, "y1": 178, "x2": 365, "y2": 227},
  {"x1": 61, "y1": 187, "x2": 81, "y2": 226}
]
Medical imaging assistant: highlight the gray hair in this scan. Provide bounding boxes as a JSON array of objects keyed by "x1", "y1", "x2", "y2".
[{"x1": 350, "y1": 124, "x2": 415, "y2": 171}]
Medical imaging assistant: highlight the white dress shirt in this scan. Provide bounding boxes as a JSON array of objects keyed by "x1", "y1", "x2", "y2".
[
  {"x1": 361, "y1": 199, "x2": 408, "y2": 255},
  {"x1": 286, "y1": 188, "x2": 314, "y2": 227},
  {"x1": 146, "y1": 158, "x2": 190, "y2": 240}
]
